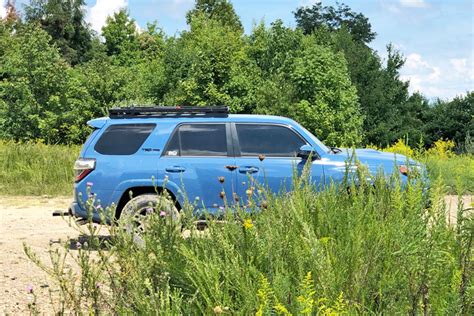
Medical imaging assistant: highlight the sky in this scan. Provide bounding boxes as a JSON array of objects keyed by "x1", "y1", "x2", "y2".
[{"x1": 1, "y1": 0, "x2": 473, "y2": 100}]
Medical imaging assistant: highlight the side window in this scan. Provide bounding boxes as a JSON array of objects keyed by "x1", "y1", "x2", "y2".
[
  {"x1": 165, "y1": 124, "x2": 228, "y2": 157},
  {"x1": 236, "y1": 124, "x2": 306, "y2": 157},
  {"x1": 94, "y1": 124, "x2": 155, "y2": 155}
]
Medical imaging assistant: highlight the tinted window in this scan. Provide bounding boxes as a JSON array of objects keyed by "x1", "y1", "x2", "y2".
[
  {"x1": 236, "y1": 124, "x2": 306, "y2": 157},
  {"x1": 165, "y1": 124, "x2": 227, "y2": 157},
  {"x1": 94, "y1": 124, "x2": 155, "y2": 155}
]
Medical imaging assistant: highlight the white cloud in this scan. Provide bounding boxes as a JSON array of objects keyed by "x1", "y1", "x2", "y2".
[
  {"x1": 400, "y1": 52, "x2": 474, "y2": 99},
  {"x1": 1, "y1": 0, "x2": 6, "y2": 19},
  {"x1": 86, "y1": 0, "x2": 128, "y2": 34},
  {"x1": 399, "y1": 0, "x2": 429, "y2": 8},
  {"x1": 450, "y1": 58, "x2": 474, "y2": 80},
  {"x1": 299, "y1": 0, "x2": 318, "y2": 6},
  {"x1": 386, "y1": 4, "x2": 401, "y2": 14},
  {"x1": 403, "y1": 53, "x2": 441, "y2": 83},
  {"x1": 162, "y1": 0, "x2": 194, "y2": 19}
]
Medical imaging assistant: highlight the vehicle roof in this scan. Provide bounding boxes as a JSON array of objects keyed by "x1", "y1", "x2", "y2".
[{"x1": 87, "y1": 114, "x2": 297, "y2": 128}]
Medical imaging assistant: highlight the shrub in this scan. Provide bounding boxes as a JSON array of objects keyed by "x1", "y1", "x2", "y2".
[
  {"x1": 382, "y1": 139, "x2": 415, "y2": 158},
  {"x1": 427, "y1": 139, "x2": 456, "y2": 159}
]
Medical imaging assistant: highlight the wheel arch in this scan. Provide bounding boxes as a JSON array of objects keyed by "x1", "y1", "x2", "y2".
[{"x1": 115, "y1": 186, "x2": 181, "y2": 219}]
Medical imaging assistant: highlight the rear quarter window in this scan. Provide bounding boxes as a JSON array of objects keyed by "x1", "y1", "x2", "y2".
[{"x1": 94, "y1": 124, "x2": 156, "y2": 155}]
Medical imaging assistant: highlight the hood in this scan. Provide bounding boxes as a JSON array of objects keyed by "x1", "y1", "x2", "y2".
[
  {"x1": 351, "y1": 148, "x2": 415, "y2": 165},
  {"x1": 323, "y1": 148, "x2": 420, "y2": 175}
]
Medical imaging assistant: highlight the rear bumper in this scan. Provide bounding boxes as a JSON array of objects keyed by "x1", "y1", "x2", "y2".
[{"x1": 69, "y1": 201, "x2": 103, "y2": 223}]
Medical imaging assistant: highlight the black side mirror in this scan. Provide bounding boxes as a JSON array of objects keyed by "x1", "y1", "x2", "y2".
[{"x1": 297, "y1": 144, "x2": 318, "y2": 160}]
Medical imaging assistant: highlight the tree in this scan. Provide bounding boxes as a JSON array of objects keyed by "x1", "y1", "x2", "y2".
[
  {"x1": 308, "y1": 26, "x2": 412, "y2": 146},
  {"x1": 424, "y1": 93, "x2": 474, "y2": 150},
  {"x1": 162, "y1": 14, "x2": 253, "y2": 112},
  {"x1": 101, "y1": 9, "x2": 140, "y2": 63},
  {"x1": 186, "y1": 0, "x2": 243, "y2": 33},
  {"x1": 3, "y1": 0, "x2": 20, "y2": 24},
  {"x1": 248, "y1": 20, "x2": 303, "y2": 76},
  {"x1": 0, "y1": 24, "x2": 95, "y2": 143},
  {"x1": 288, "y1": 37, "x2": 363, "y2": 146},
  {"x1": 24, "y1": 0, "x2": 93, "y2": 65},
  {"x1": 294, "y1": 2, "x2": 375, "y2": 43},
  {"x1": 248, "y1": 22, "x2": 363, "y2": 146}
]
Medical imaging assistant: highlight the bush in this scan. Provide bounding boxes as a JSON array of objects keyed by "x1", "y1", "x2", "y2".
[{"x1": 25, "y1": 167, "x2": 473, "y2": 314}]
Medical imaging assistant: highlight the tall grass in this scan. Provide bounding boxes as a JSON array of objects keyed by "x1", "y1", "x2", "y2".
[
  {"x1": 25, "y1": 167, "x2": 473, "y2": 314},
  {"x1": 0, "y1": 141, "x2": 79, "y2": 195}
]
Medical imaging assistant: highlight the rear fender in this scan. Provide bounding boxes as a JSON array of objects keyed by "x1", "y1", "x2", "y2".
[{"x1": 111, "y1": 179, "x2": 185, "y2": 207}]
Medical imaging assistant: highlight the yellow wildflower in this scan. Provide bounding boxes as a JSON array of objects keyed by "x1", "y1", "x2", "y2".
[{"x1": 243, "y1": 219, "x2": 254, "y2": 229}]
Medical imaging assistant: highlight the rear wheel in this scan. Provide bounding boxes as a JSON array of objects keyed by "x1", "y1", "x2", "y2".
[{"x1": 120, "y1": 193, "x2": 180, "y2": 245}]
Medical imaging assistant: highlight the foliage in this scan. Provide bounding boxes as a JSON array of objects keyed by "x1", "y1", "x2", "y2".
[
  {"x1": 423, "y1": 92, "x2": 474, "y2": 151},
  {"x1": 24, "y1": 0, "x2": 93, "y2": 65},
  {"x1": 186, "y1": 0, "x2": 243, "y2": 33},
  {"x1": 0, "y1": 0, "x2": 472, "y2": 149},
  {"x1": 0, "y1": 24, "x2": 95, "y2": 143},
  {"x1": 294, "y1": 1, "x2": 376, "y2": 43},
  {"x1": 163, "y1": 14, "x2": 257, "y2": 113},
  {"x1": 24, "y1": 167, "x2": 473, "y2": 314},
  {"x1": 288, "y1": 36, "x2": 362, "y2": 146},
  {"x1": 381, "y1": 138, "x2": 415, "y2": 158},
  {"x1": 427, "y1": 139, "x2": 456, "y2": 159},
  {"x1": 101, "y1": 9, "x2": 140, "y2": 63}
]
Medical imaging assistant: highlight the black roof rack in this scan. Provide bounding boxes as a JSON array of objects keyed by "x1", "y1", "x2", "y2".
[{"x1": 108, "y1": 106, "x2": 230, "y2": 119}]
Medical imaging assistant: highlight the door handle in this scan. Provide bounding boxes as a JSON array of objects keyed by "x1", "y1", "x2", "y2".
[
  {"x1": 239, "y1": 166, "x2": 259, "y2": 174},
  {"x1": 225, "y1": 165, "x2": 239, "y2": 171},
  {"x1": 166, "y1": 166, "x2": 186, "y2": 173}
]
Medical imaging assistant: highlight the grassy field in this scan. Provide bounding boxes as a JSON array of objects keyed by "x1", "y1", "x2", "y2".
[{"x1": 0, "y1": 141, "x2": 80, "y2": 196}]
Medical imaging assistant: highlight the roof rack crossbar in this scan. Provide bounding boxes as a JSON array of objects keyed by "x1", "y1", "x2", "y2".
[{"x1": 108, "y1": 106, "x2": 229, "y2": 118}]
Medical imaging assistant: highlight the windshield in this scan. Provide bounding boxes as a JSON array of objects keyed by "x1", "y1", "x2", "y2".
[{"x1": 297, "y1": 124, "x2": 330, "y2": 154}]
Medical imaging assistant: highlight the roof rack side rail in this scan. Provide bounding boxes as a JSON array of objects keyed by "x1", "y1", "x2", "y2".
[{"x1": 108, "y1": 106, "x2": 230, "y2": 118}]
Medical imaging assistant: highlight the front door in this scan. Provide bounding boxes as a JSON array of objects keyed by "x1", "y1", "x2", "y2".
[
  {"x1": 160, "y1": 123, "x2": 236, "y2": 213},
  {"x1": 232, "y1": 123, "x2": 325, "y2": 206}
]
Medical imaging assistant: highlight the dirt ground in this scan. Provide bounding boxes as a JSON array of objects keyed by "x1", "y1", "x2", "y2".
[
  {"x1": 0, "y1": 196, "x2": 75, "y2": 315},
  {"x1": 0, "y1": 195, "x2": 472, "y2": 315}
]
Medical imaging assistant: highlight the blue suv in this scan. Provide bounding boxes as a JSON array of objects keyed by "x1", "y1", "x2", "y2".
[{"x1": 70, "y1": 106, "x2": 420, "y2": 223}]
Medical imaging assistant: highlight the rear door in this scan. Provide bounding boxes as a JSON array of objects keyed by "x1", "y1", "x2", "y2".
[
  {"x1": 160, "y1": 123, "x2": 236, "y2": 213},
  {"x1": 232, "y1": 123, "x2": 324, "y2": 206}
]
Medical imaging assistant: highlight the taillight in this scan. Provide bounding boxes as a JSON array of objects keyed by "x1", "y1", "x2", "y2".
[{"x1": 74, "y1": 158, "x2": 96, "y2": 182}]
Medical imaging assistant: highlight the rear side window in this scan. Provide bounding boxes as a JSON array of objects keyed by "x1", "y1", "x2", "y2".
[
  {"x1": 165, "y1": 124, "x2": 227, "y2": 156},
  {"x1": 236, "y1": 124, "x2": 307, "y2": 157},
  {"x1": 94, "y1": 124, "x2": 155, "y2": 155}
]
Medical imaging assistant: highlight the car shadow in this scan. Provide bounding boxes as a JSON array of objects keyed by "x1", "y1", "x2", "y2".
[{"x1": 68, "y1": 234, "x2": 113, "y2": 251}]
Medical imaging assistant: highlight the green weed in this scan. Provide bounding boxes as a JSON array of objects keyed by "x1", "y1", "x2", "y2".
[{"x1": 24, "y1": 166, "x2": 473, "y2": 314}]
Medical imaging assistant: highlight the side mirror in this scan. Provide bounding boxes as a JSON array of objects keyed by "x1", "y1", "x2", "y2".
[{"x1": 298, "y1": 144, "x2": 318, "y2": 160}]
